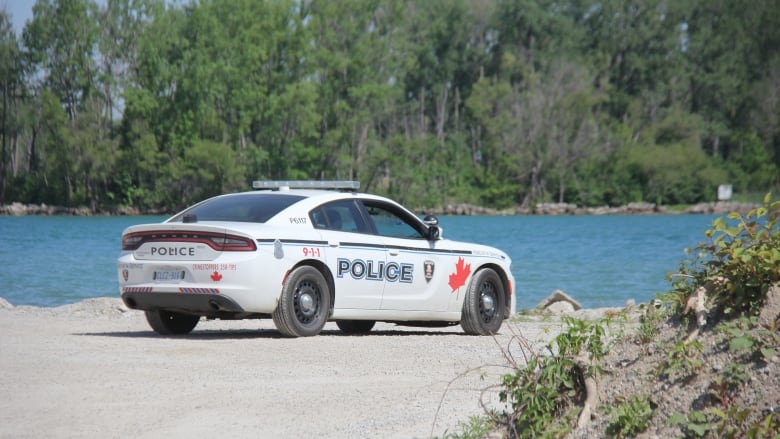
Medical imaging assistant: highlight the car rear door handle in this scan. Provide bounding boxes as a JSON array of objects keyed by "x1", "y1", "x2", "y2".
[{"x1": 388, "y1": 249, "x2": 398, "y2": 256}]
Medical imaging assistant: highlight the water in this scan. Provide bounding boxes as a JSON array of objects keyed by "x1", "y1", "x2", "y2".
[
  {"x1": 441, "y1": 215, "x2": 717, "y2": 308},
  {"x1": 0, "y1": 216, "x2": 166, "y2": 308},
  {"x1": 0, "y1": 214, "x2": 718, "y2": 309}
]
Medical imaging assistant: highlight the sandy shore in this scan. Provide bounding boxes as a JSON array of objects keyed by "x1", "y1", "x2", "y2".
[{"x1": 0, "y1": 298, "x2": 606, "y2": 438}]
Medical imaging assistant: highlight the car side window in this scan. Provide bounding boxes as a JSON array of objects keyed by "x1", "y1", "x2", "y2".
[
  {"x1": 362, "y1": 202, "x2": 425, "y2": 239},
  {"x1": 310, "y1": 201, "x2": 368, "y2": 233}
]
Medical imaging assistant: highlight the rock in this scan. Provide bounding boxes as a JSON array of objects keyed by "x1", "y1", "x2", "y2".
[
  {"x1": 546, "y1": 301, "x2": 576, "y2": 314},
  {"x1": 535, "y1": 203, "x2": 578, "y2": 215},
  {"x1": 758, "y1": 285, "x2": 780, "y2": 329},
  {"x1": 537, "y1": 289, "x2": 583, "y2": 311},
  {"x1": 625, "y1": 202, "x2": 658, "y2": 214},
  {"x1": 686, "y1": 202, "x2": 758, "y2": 215}
]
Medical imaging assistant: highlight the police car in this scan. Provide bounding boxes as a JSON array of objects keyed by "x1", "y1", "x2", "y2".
[{"x1": 117, "y1": 181, "x2": 515, "y2": 337}]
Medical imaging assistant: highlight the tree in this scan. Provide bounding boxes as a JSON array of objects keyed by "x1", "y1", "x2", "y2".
[
  {"x1": 23, "y1": 0, "x2": 100, "y2": 121},
  {"x1": 0, "y1": 10, "x2": 23, "y2": 204},
  {"x1": 19, "y1": 0, "x2": 122, "y2": 207},
  {"x1": 1, "y1": 0, "x2": 777, "y2": 210}
]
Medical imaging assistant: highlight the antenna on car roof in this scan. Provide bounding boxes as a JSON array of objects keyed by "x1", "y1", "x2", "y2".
[{"x1": 251, "y1": 180, "x2": 360, "y2": 191}]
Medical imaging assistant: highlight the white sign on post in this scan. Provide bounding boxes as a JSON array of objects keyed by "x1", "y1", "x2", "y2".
[{"x1": 718, "y1": 184, "x2": 732, "y2": 201}]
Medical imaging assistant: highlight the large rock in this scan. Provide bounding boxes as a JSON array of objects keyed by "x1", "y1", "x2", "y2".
[{"x1": 537, "y1": 289, "x2": 583, "y2": 313}]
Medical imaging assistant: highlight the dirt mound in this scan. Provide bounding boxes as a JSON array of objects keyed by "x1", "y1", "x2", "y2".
[
  {"x1": 4, "y1": 297, "x2": 131, "y2": 318},
  {"x1": 568, "y1": 316, "x2": 780, "y2": 437}
]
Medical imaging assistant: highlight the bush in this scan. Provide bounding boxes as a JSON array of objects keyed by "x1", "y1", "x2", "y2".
[
  {"x1": 672, "y1": 193, "x2": 780, "y2": 318},
  {"x1": 498, "y1": 317, "x2": 611, "y2": 438}
]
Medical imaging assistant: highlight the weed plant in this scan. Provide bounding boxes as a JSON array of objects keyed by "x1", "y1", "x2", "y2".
[{"x1": 450, "y1": 194, "x2": 780, "y2": 438}]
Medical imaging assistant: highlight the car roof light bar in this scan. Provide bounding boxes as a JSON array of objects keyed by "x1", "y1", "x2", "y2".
[{"x1": 252, "y1": 180, "x2": 360, "y2": 191}]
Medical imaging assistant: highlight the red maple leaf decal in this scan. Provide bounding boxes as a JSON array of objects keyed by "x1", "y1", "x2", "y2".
[
  {"x1": 448, "y1": 257, "x2": 471, "y2": 292},
  {"x1": 210, "y1": 271, "x2": 223, "y2": 282}
]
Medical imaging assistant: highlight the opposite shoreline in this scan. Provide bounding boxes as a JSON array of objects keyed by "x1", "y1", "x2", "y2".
[{"x1": 0, "y1": 200, "x2": 759, "y2": 216}]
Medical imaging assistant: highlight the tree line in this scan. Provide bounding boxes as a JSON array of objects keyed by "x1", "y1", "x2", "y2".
[{"x1": 1, "y1": 0, "x2": 778, "y2": 212}]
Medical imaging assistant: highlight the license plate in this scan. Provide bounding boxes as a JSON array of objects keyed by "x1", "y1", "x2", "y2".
[{"x1": 153, "y1": 270, "x2": 185, "y2": 282}]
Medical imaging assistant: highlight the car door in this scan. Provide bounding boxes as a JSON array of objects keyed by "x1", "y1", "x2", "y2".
[
  {"x1": 310, "y1": 200, "x2": 386, "y2": 310},
  {"x1": 358, "y1": 200, "x2": 454, "y2": 312}
]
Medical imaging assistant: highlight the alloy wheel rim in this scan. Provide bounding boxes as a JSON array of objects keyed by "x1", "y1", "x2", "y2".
[{"x1": 295, "y1": 281, "x2": 319, "y2": 323}]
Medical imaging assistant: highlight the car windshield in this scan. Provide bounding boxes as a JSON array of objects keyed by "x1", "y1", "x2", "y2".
[{"x1": 168, "y1": 193, "x2": 305, "y2": 223}]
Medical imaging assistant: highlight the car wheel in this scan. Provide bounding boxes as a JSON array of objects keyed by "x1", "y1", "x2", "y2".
[
  {"x1": 336, "y1": 320, "x2": 375, "y2": 334},
  {"x1": 461, "y1": 268, "x2": 506, "y2": 335},
  {"x1": 273, "y1": 265, "x2": 331, "y2": 337},
  {"x1": 145, "y1": 310, "x2": 200, "y2": 335}
]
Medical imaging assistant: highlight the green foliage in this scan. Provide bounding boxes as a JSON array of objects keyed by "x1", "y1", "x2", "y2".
[
  {"x1": 723, "y1": 132, "x2": 778, "y2": 191},
  {"x1": 498, "y1": 317, "x2": 611, "y2": 437},
  {"x1": 716, "y1": 317, "x2": 780, "y2": 363},
  {"x1": 3, "y1": 0, "x2": 780, "y2": 210},
  {"x1": 657, "y1": 196, "x2": 780, "y2": 438},
  {"x1": 443, "y1": 415, "x2": 495, "y2": 439},
  {"x1": 708, "y1": 362, "x2": 750, "y2": 408},
  {"x1": 669, "y1": 410, "x2": 715, "y2": 438},
  {"x1": 676, "y1": 194, "x2": 780, "y2": 318},
  {"x1": 636, "y1": 301, "x2": 668, "y2": 344},
  {"x1": 747, "y1": 411, "x2": 780, "y2": 438},
  {"x1": 619, "y1": 142, "x2": 728, "y2": 205},
  {"x1": 604, "y1": 395, "x2": 654, "y2": 438},
  {"x1": 671, "y1": 406, "x2": 780, "y2": 439},
  {"x1": 658, "y1": 339, "x2": 704, "y2": 383}
]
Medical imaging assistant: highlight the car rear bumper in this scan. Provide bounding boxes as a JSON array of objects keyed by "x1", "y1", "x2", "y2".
[{"x1": 121, "y1": 289, "x2": 246, "y2": 314}]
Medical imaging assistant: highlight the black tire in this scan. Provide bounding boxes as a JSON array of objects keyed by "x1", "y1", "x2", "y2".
[
  {"x1": 272, "y1": 265, "x2": 331, "y2": 337},
  {"x1": 336, "y1": 320, "x2": 376, "y2": 334},
  {"x1": 145, "y1": 310, "x2": 200, "y2": 335},
  {"x1": 460, "y1": 268, "x2": 506, "y2": 335}
]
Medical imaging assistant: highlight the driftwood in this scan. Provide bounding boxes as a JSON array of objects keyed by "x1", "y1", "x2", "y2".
[
  {"x1": 683, "y1": 277, "x2": 725, "y2": 342},
  {"x1": 575, "y1": 352, "x2": 599, "y2": 428}
]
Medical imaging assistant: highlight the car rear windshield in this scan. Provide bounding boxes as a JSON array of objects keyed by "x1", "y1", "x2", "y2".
[{"x1": 168, "y1": 193, "x2": 305, "y2": 223}]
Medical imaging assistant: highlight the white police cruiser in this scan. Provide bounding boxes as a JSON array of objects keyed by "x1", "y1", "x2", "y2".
[{"x1": 118, "y1": 181, "x2": 515, "y2": 337}]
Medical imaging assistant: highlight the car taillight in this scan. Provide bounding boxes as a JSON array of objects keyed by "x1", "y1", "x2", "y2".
[
  {"x1": 206, "y1": 235, "x2": 257, "y2": 251},
  {"x1": 121, "y1": 231, "x2": 257, "y2": 252},
  {"x1": 122, "y1": 234, "x2": 144, "y2": 250}
]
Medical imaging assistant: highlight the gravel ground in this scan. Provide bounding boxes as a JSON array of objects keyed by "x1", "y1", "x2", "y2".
[{"x1": 0, "y1": 298, "x2": 587, "y2": 439}]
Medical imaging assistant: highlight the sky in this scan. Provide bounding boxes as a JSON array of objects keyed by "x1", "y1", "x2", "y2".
[
  {"x1": 3, "y1": 0, "x2": 35, "y2": 35},
  {"x1": 3, "y1": 0, "x2": 111, "y2": 36}
]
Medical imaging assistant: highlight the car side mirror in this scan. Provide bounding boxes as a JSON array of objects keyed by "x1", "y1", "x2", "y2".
[{"x1": 423, "y1": 215, "x2": 442, "y2": 240}]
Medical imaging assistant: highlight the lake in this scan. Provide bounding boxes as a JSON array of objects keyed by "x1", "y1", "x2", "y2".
[{"x1": 0, "y1": 214, "x2": 718, "y2": 309}]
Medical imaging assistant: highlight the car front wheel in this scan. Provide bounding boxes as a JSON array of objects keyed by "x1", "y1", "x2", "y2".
[
  {"x1": 461, "y1": 268, "x2": 506, "y2": 335},
  {"x1": 273, "y1": 265, "x2": 331, "y2": 337},
  {"x1": 145, "y1": 310, "x2": 200, "y2": 335}
]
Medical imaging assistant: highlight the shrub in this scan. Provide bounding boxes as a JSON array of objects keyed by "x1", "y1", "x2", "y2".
[
  {"x1": 498, "y1": 317, "x2": 611, "y2": 438},
  {"x1": 605, "y1": 395, "x2": 654, "y2": 438},
  {"x1": 673, "y1": 193, "x2": 780, "y2": 318}
]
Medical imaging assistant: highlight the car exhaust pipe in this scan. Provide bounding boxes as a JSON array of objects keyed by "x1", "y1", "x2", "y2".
[{"x1": 209, "y1": 299, "x2": 222, "y2": 311}]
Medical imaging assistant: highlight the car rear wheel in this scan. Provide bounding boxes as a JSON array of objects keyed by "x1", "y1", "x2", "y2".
[
  {"x1": 273, "y1": 265, "x2": 331, "y2": 337},
  {"x1": 145, "y1": 310, "x2": 200, "y2": 335},
  {"x1": 461, "y1": 268, "x2": 506, "y2": 335},
  {"x1": 336, "y1": 320, "x2": 375, "y2": 334}
]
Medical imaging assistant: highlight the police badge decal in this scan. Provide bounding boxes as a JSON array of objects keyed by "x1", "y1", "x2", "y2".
[{"x1": 423, "y1": 260, "x2": 435, "y2": 283}]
